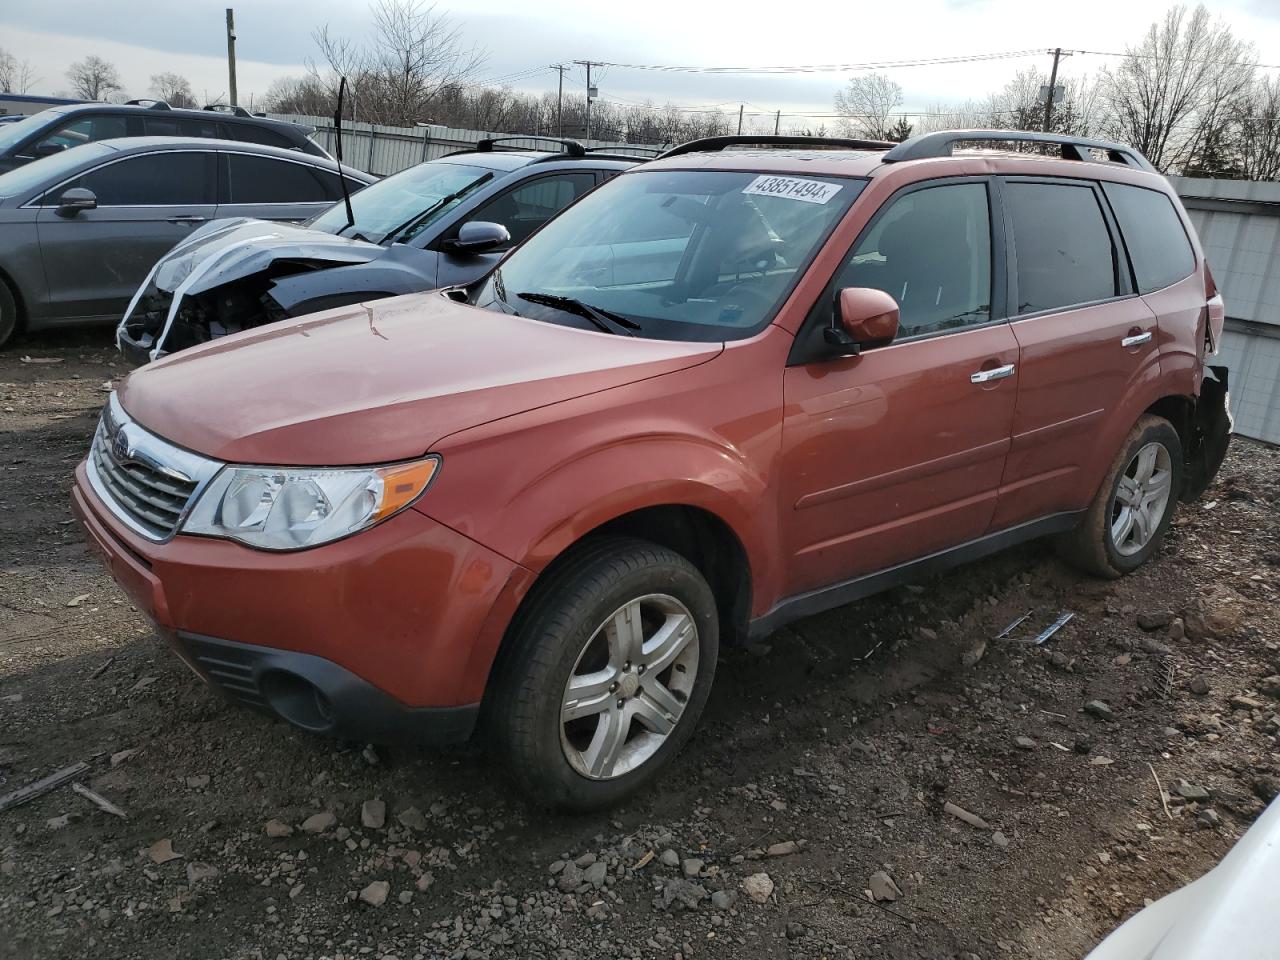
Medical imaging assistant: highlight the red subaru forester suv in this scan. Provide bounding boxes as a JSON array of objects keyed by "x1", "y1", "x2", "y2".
[{"x1": 73, "y1": 131, "x2": 1230, "y2": 809}]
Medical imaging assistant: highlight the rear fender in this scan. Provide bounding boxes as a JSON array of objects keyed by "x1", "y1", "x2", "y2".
[{"x1": 1182, "y1": 365, "x2": 1232, "y2": 501}]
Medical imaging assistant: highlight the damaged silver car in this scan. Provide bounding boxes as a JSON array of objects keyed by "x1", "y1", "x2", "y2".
[{"x1": 117, "y1": 138, "x2": 644, "y2": 363}]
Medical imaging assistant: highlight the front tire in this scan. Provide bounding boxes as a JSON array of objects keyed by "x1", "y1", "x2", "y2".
[
  {"x1": 0, "y1": 281, "x2": 17, "y2": 349},
  {"x1": 1058, "y1": 414, "x2": 1183, "y2": 578},
  {"x1": 489, "y1": 537, "x2": 719, "y2": 811}
]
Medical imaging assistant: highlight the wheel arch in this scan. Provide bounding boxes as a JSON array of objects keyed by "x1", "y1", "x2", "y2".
[
  {"x1": 475, "y1": 501, "x2": 753, "y2": 722},
  {"x1": 0, "y1": 263, "x2": 28, "y2": 338},
  {"x1": 1143, "y1": 384, "x2": 1229, "y2": 502}
]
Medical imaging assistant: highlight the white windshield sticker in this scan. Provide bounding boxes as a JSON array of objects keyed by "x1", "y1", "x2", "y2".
[{"x1": 742, "y1": 175, "x2": 842, "y2": 204}]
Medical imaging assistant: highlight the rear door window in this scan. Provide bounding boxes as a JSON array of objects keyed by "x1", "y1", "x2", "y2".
[
  {"x1": 1005, "y1": 181, "x2": 1117, "y2": 314},
  {"x1": 144, "y1": 116, "x2": 182, "y2": 137},
  {"x1": 226, "y1": 154, "x2": 330, "y2": 203},
  {"x1": 834, "y1": 182, "x2": 993, "y2": 337},
  {"x1": 179, "y1": 117, "x2": 222, "y2": 139},
  {"x1": 47, "y1": 151, "x2": 214, "y2": 205},
  {"x1": 1101, "y1": 182, "x2": 1196, "y2": 293}
]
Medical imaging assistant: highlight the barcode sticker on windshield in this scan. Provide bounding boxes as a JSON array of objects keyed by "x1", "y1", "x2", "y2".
[{"x1": 742, "y1": 175, "x2": 842, "y2": 204}]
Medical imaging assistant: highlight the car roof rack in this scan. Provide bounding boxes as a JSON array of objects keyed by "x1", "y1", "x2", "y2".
[
  {"x1": 658, "y1": 134, "x2": 895, "y2": 159},
  {"x1": 470, "y1": 136, "x2": 587, "y2": 157},
  {"x1": 882, "y1": 129, "x2": 1156, "y2": 171},
  {"x1": 585, "y1": 144, "x2": 663, "y2": 158},
  {"x1": 203, "y1": 103, "x2": 254, "y2": 118},
  {"x1": 126, "y1": 99, "x2": 171, "y2": 111}
]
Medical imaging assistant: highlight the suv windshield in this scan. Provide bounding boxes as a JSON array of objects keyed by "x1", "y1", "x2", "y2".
[
  {"x1": 474, "y1": 168, "x2": 864, "y2": 341},
  {"x1": 0, "y1": 109, "x2": 64, "y2": 153},
  {"x1": 309, "y1": 159, "x2": 490, "y2": 244}
]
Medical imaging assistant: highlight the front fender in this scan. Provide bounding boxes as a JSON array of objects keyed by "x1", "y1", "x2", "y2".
[{"x1": 425, "y1": 434, "x2": 774, "y2": 588}]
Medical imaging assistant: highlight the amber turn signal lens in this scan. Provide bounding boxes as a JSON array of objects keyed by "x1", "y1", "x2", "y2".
[{"x1": 372, "y1": 458, "x2": 440, "y2": 521}]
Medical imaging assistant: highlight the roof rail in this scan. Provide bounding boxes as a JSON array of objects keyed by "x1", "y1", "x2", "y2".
[
  {"x1": 584, "y1": 144, "x2": 664, "y2": 158},
  {"x1": 659, "y1": 135, "x2": 895, "y2": 159},
  {"x1": 126, "y1": 99, "x2": 171, "y2": 111},
  {"x1": 472, "y1": 136, "x2": 587, "y2": 157},
  {"x1": 882, "y1": 129, "x2": 1156, "y2": 172},
  {"x1": 203, "y1": 103, "x2": 253, "y2": 118}
]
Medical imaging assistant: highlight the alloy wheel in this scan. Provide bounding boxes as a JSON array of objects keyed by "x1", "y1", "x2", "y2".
[
  {"x1": 1110, "y1": 441, "x2": 1173, "y2": 557},
  {"x1": 559, "y1": 593, "x2": 699, "y2": 780}
]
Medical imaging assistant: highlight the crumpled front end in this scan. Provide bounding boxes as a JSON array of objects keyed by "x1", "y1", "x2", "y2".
[{"x1": 116, "y1": 218, "x2": 386, "y2": 364}]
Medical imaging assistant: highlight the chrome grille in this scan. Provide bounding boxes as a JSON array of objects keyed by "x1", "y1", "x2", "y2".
[{"x1": 87, "y1": 395, "x2": 222, "y2": 541}]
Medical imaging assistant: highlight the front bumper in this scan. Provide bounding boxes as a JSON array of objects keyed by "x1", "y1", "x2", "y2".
[
  {"x1": 171, "y1": 630, "x2": 479, "y2": 743},
  {"x1": 72, "y1": 460, "x2": 531, "y2": 740}
]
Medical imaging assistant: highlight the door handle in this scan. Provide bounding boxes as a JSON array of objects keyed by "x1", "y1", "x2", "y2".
[
  {"x1": 1121, "y1": 331, "x2": 1153, "y2": 347},
  {"x1": 167, "y1": 215, "x2": 207, "y2": 225},
  {"x1": 970, "y1": 363, "x2": 1015, "y2": 384}
]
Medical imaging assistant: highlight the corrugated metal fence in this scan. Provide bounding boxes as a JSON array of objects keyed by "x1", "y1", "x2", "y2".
[
  {"x1": 268, "y1": 113, "x2": 654, "y2": 178},
  {"x1": 1172, "y1": 177, "x2": 1280, "y2": 445},
  {"x1": 262, "y1": 121, "x2": 1278, "y2": 444}
]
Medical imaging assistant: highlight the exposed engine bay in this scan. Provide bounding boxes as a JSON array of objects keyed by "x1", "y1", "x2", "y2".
[{"x1": 116, "y1": 218, "x2": 442, "y2": 364}]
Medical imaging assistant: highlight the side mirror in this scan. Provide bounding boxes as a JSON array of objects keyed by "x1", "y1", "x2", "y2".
[
  {"x1": 34, "y1": 142, "x2": 67, "y2": 158},
  {"x1": 444, "y1": 220, "x2": 510, "y2": 255},
  {"x1": 825, "y1": 287, "x2": 900, "y2": 355},
  {"x1": 55, "y1": 187, "x2": 98, "y2": 218}
]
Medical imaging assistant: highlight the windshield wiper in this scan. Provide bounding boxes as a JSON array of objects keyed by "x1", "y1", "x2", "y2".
[
  {"x1": 516, "y1": 292, "x2": 641, "y2": 336},
  {"x1": 384, "y1": 173, "x2": 495, "y2": 244}
]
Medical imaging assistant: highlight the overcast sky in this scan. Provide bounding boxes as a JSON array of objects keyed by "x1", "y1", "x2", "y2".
[{"x1": 3, "y1": 0, "x2": 1279, "y2": 122}]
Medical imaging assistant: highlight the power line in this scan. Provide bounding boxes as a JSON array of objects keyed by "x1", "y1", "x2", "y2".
[
  {"x1": 1070, "y1": 49, "x2": 1280, "y2": 70},
  {"x1": 591, "y1": 49, "x2": 1046, "y2": 76}
]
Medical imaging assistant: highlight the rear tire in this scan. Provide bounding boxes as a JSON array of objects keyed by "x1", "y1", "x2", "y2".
[
  {"x1": 1058, "y1": 415, "x2": 1182, "y2": 578},
  {"x1": 0, "y1": 282, "x2": 17, "y2": 349},
  {"x1": 488, "y1": 537, "x2": 718, "y2": 811}
]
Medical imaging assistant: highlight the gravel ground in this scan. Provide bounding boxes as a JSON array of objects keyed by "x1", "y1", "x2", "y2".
[{"x1": 2, "y1": 330, "x2": 1278, "y2": 960}]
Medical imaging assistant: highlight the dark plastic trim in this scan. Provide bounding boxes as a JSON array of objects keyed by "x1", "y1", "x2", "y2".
[
  {"x1": 173, "y1": 631, "x2": 480, "y2": 744},
  {"x1": 883, "y1": 130, "x2": 1156, "y2": 172},
  {"x1": 747, "y1": 511, "x2": 1084, "y2": 639},
  {"x1": 659, "y1": 134, "x2": 895, "y2": 159},
  {"x1": 203, "y1": 103, "x2": 254, "y2": 118},
  {"x1": 474, "y1": 136, "x2": 586, "y2": 157}
]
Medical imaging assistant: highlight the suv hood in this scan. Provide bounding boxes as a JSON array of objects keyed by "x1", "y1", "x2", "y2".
[
  {"x1": 117, "y1": 292, "x2": 722, "y2": 465},
  {"x1": 152, "y1": 218, "x2": 384, "y2": 296}
]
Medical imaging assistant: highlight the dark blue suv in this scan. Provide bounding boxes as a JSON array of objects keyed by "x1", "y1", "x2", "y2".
[{"x1": 0, "y1": 100, "x2": 326, "y2": 174}]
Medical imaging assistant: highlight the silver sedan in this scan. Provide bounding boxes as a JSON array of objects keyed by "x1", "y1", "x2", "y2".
[{"x1": 0, "y1": 136, "x2": 371, "y2": 347}]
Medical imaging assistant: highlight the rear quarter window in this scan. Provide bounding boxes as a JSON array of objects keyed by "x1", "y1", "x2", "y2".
[
  {"x1": 229, "y1": 123, "x2": 295, "y2": 150},
  {"x1": 1102, "y1": 182, "x2": 1197, "y2": 294}
]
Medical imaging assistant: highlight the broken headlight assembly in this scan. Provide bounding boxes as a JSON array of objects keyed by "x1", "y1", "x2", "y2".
[{"x1": 181, "y1": 457, "x2": 440, "y2": 550}]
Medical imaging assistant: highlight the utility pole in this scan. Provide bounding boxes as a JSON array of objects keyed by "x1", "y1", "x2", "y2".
[
  {"x1": 573, "y1": 60, "x2": 600, "y2": 141},
  {"x1": 552, "y1": 64, "x2": 567, "y2": 138},
  {"x1": 774, "y1": 109, "x2": 781, "y2": 135},
  {"x1": 1042, "y1": 47, "x2": 1065, "y2": 133},
  {"x1": 737, "y1": 104, "x2": 744, "y2": 136},
  {"x1": 225, "y1": 8, "x2": 238, "y2": 107}
]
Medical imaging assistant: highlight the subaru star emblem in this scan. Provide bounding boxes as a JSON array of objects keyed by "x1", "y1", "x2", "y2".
[{"x1": 111, "y1": 427, "x2": 130, "y2": 465}]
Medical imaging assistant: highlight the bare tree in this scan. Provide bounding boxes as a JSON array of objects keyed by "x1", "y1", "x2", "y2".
[
  {"x1": 1230, "y1": 74, "x2": 1280, "y2": 181},
  {"x1": 833, "y1": 73, "x2": 903, "y2": 140},
  {"x1": 150, "y1": 72, "x2": 198, "y2": 108},
  {"x1": 306, "y1": 0, "x2": 484, "y2": 126},
  {"x1": 67, "y1": 56, "x2": 123, "y2": 101},
  {"x1": 1099, "y1": 4, "x2": 1256, "y2": 171},
  {"x1": 0, "y1": 47, "x2": 39, "y2": 94}
]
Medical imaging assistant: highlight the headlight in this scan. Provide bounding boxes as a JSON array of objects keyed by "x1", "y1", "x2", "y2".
[{"x1": 182, "y1": 457, "x2": 440, "y2": 550}]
